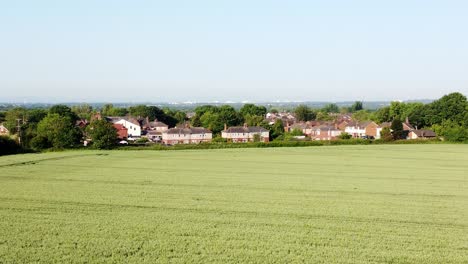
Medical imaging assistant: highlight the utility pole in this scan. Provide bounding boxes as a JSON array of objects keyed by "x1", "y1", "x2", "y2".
[{"x1": 16, "y1": 118, "x2": 22, "y2": 145}]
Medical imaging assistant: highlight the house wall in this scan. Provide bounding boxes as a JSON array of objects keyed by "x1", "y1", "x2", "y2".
[
  {"x1": 162, "y1": 133, "x2": 212, "y2": 144},
  {"x1": 344, "y1": 127, "x2": 366, "y2": 138},
  {"x1": 221, "y1": 131, "x2": 269, "y2": 143},
  {"x1": 154, "y1": 126, "x2": 168, "y2": 132},
  {"x1": 115, "y1": 120, "x2": 141, "y2": 137}
]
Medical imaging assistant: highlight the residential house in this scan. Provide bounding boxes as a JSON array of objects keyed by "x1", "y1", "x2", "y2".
[
  {"x1": 287, "y1": 122, "x2": 313, "y2": 136},
  {"x1": 344, "y1": 122, "x2": 368, "y2": 138},
  {"x1": 162, "y1": 127, "x2": 212, "y2": 144},
  {"x1": 344, "y1": 121, "x2": 384, "y2": 139},
  {"x1": 403, "y1": 117, "x2": 415, "y2": 132},
  {"x1": 145, "y1": 119, "x2": 169, "y2": 132},
  {"x1": 364, "y1": 121, "x2": 382, "y2": 139},
  {"x1": 310, "y1": 125, "x2": 342, "y2": 140},
  {"x1": 408, "y1": 130, "x2": 437, "y2": 140},
  {"x1": 0, "y1": 124, "x2": 9, "y2": 136},
  {"x1": 113, "y1": 124, "x2": 128, "y2": 140},
  {"x1": 222, "y1": 124, "x2": 270, "y2": 143},
  {"x1": 106, "y1": 117, "x2": 141, "y2": 138}
]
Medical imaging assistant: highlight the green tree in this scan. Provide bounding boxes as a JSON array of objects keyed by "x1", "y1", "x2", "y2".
[
  {"x1": 72, "y1": 104, "x2": 93, "y2": 120},
  {"x1": 270, "y1": 120, "x2": 284, "y2": 140},
  {"x1": 316, "y1": 111, "x2": 333, "y2": 121},
  {"x1": 338, "y1": 132, "x2": 352, "y2": 140},
  {"x1": 322, "y1": 103, "x2": 340, "y2": 113},
  {"x1": 244, "y1": 114, "x2": 264, "y2": 126},
  {"x1": 349, "y1": 101, "x2": 364, "y2": 112},
  {"x1": 352, "y1": 110, "x2": 371, "y2": 122},
  {"x1": 391, "y1": 118, "x2": 405, "y2": 140},
  {"x1": 49, "y1": 105, "x2": 79, "y2": 122},
  {"x1": 427, "y1": 92, "x2": 468, "y2": 125},
  {"x1": 380, "y1": 127, "x2": 393, "y2": 141},
  {"x1": 200, "y1": 112, "x2": 224, "y2": 134},
  {"x1": 36, "y1": 113, "x2": 81, "y2": 149},
  {"x1": 86, "y1": 120, "x2": 118, "y2": 149},
  {"x1": 102, "y1": 104, "x2": 128, "y2": 116},
  {"x1": 294, "y1": 105, "x2": 316, "y2": 121},
  {"x1": 240, "y1": 104, "x2": 267, "y2": 117}
]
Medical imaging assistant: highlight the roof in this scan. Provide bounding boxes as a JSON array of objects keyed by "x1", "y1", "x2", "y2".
[
  {"x1": 412, "y1": 130, "x2": 436, "y2": 137},
  {"x1": 312, "y1": 125, "x2": 341, "y2": 131},
  {"x1": 380, "y1": 122, "x2": 392, "y2": 128},
  {"x1": 223, "y1": 126, "x2": 269, "y2": 133},
  {"x1": 105, "y1": 116, "x2": 140, "y2": 126},
  {"x1": 403, "y1": 122, "x2": 415, "y2": 131},
  {"x1": 148, "y1": 121, "x2": 168, "y2": 127},
  {"x1": 346, "y1": 121, "x2": 375, "y2": 129},
  {"x1": 165, "y1": 127, "x2": 212, "y2": 134}
]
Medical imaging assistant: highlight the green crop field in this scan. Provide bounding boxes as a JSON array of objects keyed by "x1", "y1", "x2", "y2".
[{"x1": 0, "y1": 145, "x2": 467, "y2": 263}]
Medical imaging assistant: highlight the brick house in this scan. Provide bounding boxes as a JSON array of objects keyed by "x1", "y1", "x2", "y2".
[
  {"x1": 408, "y1": 130, "x2": 436, "y2": 140},
  {"x1": 162, "y1": 127, "x2": 212, "y2": 144},
  {"x1": 222, "y1": 124, "x2": 269, "y2": 143},
  {"x1": 113, "y1": 124, "x2": 128, "y2": 139},
  {"x1": 310, "y1": 125, "x2": 342, "y2": 140}
]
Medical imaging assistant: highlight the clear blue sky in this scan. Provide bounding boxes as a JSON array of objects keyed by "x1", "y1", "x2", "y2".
[{"x1": 1, "y1": 0, "x2": 467, "y2": 102}]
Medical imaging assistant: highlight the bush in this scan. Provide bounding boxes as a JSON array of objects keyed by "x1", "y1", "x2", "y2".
[{"x1": 0, "y1": 136, "x2": 25, "y2": 156}]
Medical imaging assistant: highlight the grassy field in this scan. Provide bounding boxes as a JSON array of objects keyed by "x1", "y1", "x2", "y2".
[{"x1": 0, "y1": 145, "x2": 467, "y2": 263}]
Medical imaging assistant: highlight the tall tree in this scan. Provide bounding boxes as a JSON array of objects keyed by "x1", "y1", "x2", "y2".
[
  {"x1": 86, "y1": 120, "x2": 118, "y2": 149},
  {"x1": 294, "y1": 105, "x2": 316, "y2": 121},
  {"x1": 391, "y1": 118, "x2": 405, "y2": 140},
  {"x1": 239, "y1": 104, "x2": 267, "y2": 117},
  {"x1": 349, "y1": 101, "x2": 364, "y2": 112},
  {"x1": 36, "y1": 113, "x2": 81, "y2": 149}
]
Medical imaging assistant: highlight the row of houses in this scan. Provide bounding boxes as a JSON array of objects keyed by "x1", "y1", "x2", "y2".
[
  {"x1": 91, "y1": 114, "x2": 270, "y2": 145},
  {"x1": 285, "y1": 117, "x2": 436, "y2": 140}
]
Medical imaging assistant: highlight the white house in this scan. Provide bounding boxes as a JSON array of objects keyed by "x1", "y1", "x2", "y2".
[
  {"x1": 344, "y1": 122, "x2": 368, "y2": 138},
  {"x1": 162, "y1": 127, "x2": 212, "y2": 144},
  {"x1": 106, "y1": 117, "x2": 142, "y2": 138},
  {"x1": 222, "y1": 125, "x2": 269, "y2": 143}
]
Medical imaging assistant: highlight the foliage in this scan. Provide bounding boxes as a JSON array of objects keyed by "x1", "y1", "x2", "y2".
[
  {"x1": 86, "y1": 120, "x2": 118, "y2": 149},
  {"x1": 102, "y1": 104, "x2": 128, "y2": 116},
  {"x1": 49, "y1": 105, "x2": 79, "y2": 122},
  {"x1": 380, "y1": 127, "x2": 393, "y2": 142},
  {"x1": 338, "y1": 132, "x2": 352, "y2": 140},
  {"x1": 432, "y1": 120, "x2": 468, "y2": 142},
  {"x1": 391, "y1": 118, "x2": 405, "y2": 140},
  {"x1": 349, "y1": 101, "x2": 363, "y2": 112},
  {"x1": 36, "y1": 113, "x2": 81, "y2": 149},
  {"x1": 290, "y1": 128, "x2": 304, "y2": 136},
  {"x1": 322, "y1": 103, "x2": 340, "y2": 113},
  {"x1": 352, "y1": 110, "x2": 371, "y2": 122},
  {"x1": 270, "y1": 120, "x2": 284, "y2": 140},
  {"x1": 239, "y1": 104, "x2": 267, "y2": 117},
  {"x1": 252, "y1": 133, "x2": 261, "y2": 142},
  {"x1": 316, "y1": 111, "x2": 333, "y2": 121},
  {"x1": 294, "y1": 105, "x2": 316, "y2": 121},
  {"x1": 243, "y1": 114, "x2": 264, "y2": 126},
  {"x1": 72, "y1": 104, "x2": 94, "y2": 120},
  {"x1": 0, "y1": 136, "x2": 24, "y2": 156}
]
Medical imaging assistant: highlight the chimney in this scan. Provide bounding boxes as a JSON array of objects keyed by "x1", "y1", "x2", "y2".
[
  {"x1": 224, "y1": 123, "x2": 227, "y2": 131},
  {"x1": 406, "y1": 117, "x2": 409, "y2": 124},
  {"x1": 243, "y1": 123, "x2": 248, "y2": 128}
]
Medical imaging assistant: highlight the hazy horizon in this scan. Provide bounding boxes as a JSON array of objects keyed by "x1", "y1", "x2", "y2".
[{"x1": 1, "y1": 1, "x2": 467, "y2": 102}]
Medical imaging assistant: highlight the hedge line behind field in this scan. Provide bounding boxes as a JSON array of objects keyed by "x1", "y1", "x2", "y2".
[
  {"x1": 117, "y1": 138, "x2": 446, "y2": 151},
  {"x1": 0, "y1": 136, "x2": 29, "y2": 156}
]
